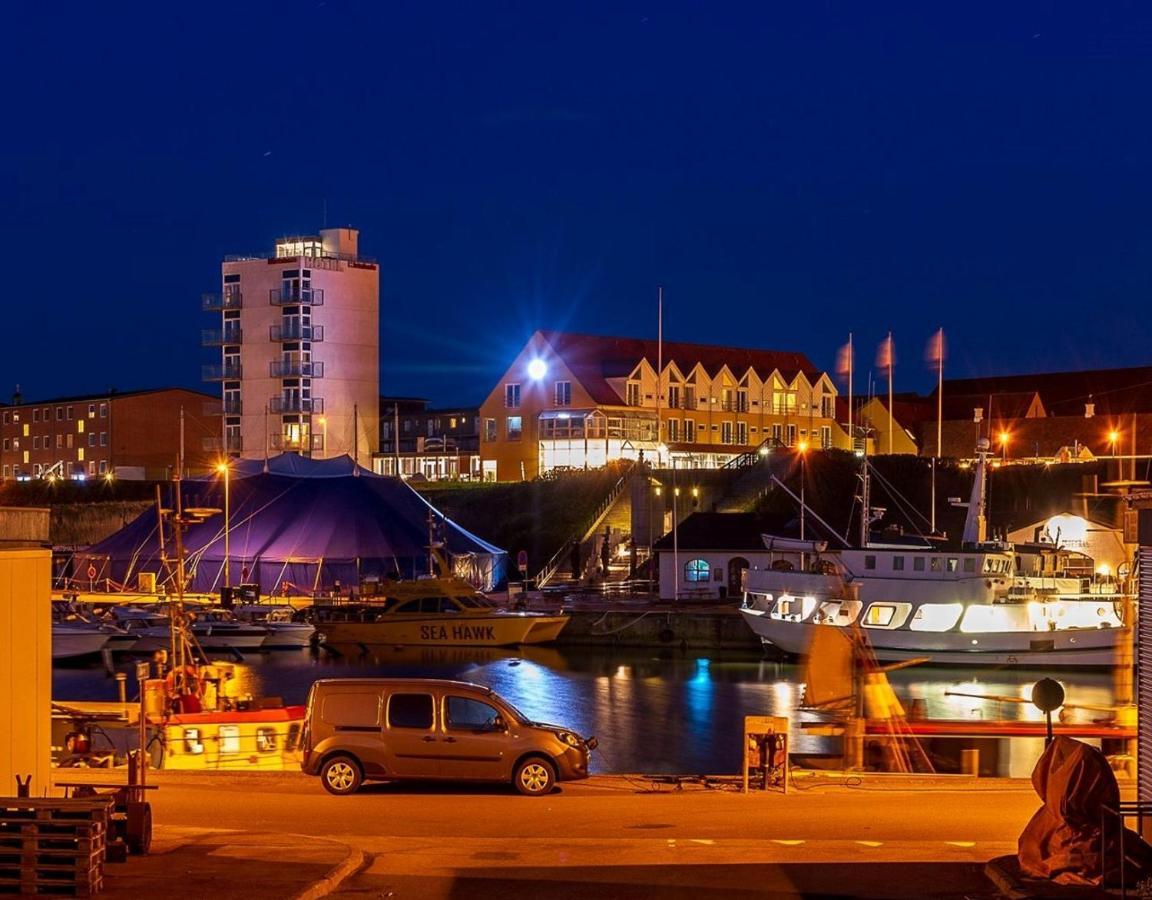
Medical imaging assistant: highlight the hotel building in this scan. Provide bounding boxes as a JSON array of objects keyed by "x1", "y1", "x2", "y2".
[
  {"x1": 204, "y1": 228, "x2": 379, "y2": 466},
  {"x1": 478, "y1": 330, "x2": 844, "y2": 481}
]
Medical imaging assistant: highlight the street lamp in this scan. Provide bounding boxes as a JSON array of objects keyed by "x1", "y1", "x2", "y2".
[
  {"x1": 1109, "y1": 430, "x2": 1119, "y2": 456},
  {"x1": 216, "y1": 461, "x2": 231, "y2": 588},
  {"x1": 797, "y1": 440, "x2": 808, "y2": 542},
  {"x1": 998, "y1": 430, "x2": 1010, "y2": 463}
]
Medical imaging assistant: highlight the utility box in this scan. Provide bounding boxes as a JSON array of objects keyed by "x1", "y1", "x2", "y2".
[
  {"x1": 0, "y1": 549, "x2": 52, "y2": 797},
  {"x1": 742, "y1": 715, "x2": 789, "y2": 794}
]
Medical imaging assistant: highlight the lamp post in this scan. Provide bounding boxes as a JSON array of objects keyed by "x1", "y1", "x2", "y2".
[
  {"x1": 999, "y1": 431, "x2": 1010, "y2": 463},
  {"x1": 797, "y1": 440, "x2": 808, "y2": 542},
  {"x1": 216, "y1": 461, "x2": 231, "y2": 588}
]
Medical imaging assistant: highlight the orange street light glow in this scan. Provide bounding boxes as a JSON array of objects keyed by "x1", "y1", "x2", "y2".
[
  {"x1": 1109, "y1": 430, "x2": 1120, "y2": 443},
  {"x1": 797, "y1": 440, "x2": 809, "y2": 453},
  {"x1": 998, "y1": 431, "x2": 1010, "y2": 445}
]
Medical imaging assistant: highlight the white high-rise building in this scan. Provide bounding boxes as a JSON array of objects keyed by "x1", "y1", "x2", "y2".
[{"x1": 203, "y1": 227, "x2": 379, "y2": 466}]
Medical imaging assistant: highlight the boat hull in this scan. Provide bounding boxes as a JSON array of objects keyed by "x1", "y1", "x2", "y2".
[
  {"x1": 261, "y1": 623, "x2": 316, "y2": 650},
  {"x1": 740, "y1": 608, "x2": 1125, "y2": 667},
  {"x1": 52, "y1": 628, "x2": 112, "y2": 661},
  {"x1": 318, "y1": 614, "x2": 569, "y2": 647}
]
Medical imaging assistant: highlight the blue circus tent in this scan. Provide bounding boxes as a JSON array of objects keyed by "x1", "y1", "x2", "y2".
[{"x1": 76, "y1": 454, "x2": 506, "y2": 595}]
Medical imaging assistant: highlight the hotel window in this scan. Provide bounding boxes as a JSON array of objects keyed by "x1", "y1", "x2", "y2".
[
  {"x1": 484, "y1": 418, "x2": 496, "y2": 442},
  {"x1": 786, "y1": 424, "x2": 796, "y2": 446},
  {"x1": 88, "y1": 461, "x2": 96, "y2": 475},
  {"x1": 668, "y1": 385, "x2": 680, "y2": 409},
  {"x1": 56, "y1": 407, "x2": 63, "y2": 421},
  {"x1": 684, "y1": 386, "x2": 696, "y2": 410},
  {"x1": 684, "y1": 419, "x2": 696, "y2": 442},
  {"x1": 88, "y1": 433, "x2": 95, "y2": 447},
  {"x1": 504, "y1": 383, "x2": 521, "y2": 409},
  {"x1": 684, "y1": 559, "x2": 710, "y2": 583},
  {"x1": 32, "y1": 409, "x2": 39, "y2": 423},
  {"x1": 1, "y1": 439, "x2": 7, "y2": 451},
  {"x1": 737, "y1": 389, "x2": 749, "y2": 412},
  {"x1": 506, "y1": 416, "x2": 522, "y2": 440},
  {"x1": 67, "y1": 406, "x2": 73, "y2": 420},
  {"x1": 66, "y1": 435, "x2": 72, "y2": 449},
  {"x1": 88, "y1": 404, "x2": 96, "y2": 418},
  {"x1": 100, "y1": 402, "x2": 108, "y2": 418},
  {"x1": 56, "y1": 435, "x2": 63, "y2": 449},
  {"x1": 1, "y1": 412, "x2": 7, "y2": 424},
  {"x1": 821, "y1": 396, "x2": 835, "y2": 418},
  {"x1": 721, "y1": 422, "x2": 733, "y2": 444},
  {"x1": 626, "y1": 382, "x2": 641, "y2": 407},
  {"x1": 554, "y1": 381, "x2": 571, "y2": 407},
  {"x1": 736, "y1": 422, "x2": 748, "y2": 444},
  {"x1": 99, "y1": 460, "x2": 107, "y2": 474},
  {"x1": 31, "y1": 436, "x2": 39, "y2": 450},
  {"x1": 667, "y1": 419, "x2": 680, "y2": 442},
  {"x1": 821, "y1": 425, "x2": 831, "y2": 448},
  {"x1": 772, "y1": 423, "x2": 782, "y2": 445}
]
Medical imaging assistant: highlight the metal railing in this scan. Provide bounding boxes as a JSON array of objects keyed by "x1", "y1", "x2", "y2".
[
  {"x1": 202, "y1": 435, "x2": 243, "y2": 452},
  {"x1": 269, "y1": 287, "x2": 325, "y2": 306},
  {"x1": 270, "y1": 323, "x2": 324, "y2": 342},
  {"x1": 721, "y1": 437, "x2": 779, "y2": 470},
  {"x1": 270, "y1": 360, "x2": 324, "y2": 378},
  {"x1": 270, "y1": 433, "x2": 325, "y2": 452},
  {"x1": 225, "y1": 251, "x2": 376, "y2": 264},
  {"x1": 535, "y1": 461, "x2": 636, "y2": 589},
  {"x1": 269, "y1": 397, "x2": 324, "y2": 415},
  {"x1": 202, "y1": 290, "x2": 243, "y2": 311},
  {"x1": 201, "y1": 327, "x2": 243, "y2": 346},
  {"x1": 202, "y1": 363, "x2": 243, "y2": 381}
]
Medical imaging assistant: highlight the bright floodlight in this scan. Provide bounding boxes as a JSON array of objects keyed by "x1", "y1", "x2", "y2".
[{"x1": 527, "y1": 358, "x2": 547, "y2": 380}]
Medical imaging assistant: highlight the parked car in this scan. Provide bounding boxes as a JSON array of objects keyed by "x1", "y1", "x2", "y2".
[{"x1": 301, "y1": 678, "x2": 597, "y2": 796}]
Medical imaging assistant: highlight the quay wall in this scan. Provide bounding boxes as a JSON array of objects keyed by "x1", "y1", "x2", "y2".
[{"x1": 555, "y1": 606, "x2": 761, "y2": 650}]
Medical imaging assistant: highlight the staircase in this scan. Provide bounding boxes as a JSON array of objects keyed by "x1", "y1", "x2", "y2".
[{"x1": 715, "y1": 443, "x2": 791, "y2": 513}]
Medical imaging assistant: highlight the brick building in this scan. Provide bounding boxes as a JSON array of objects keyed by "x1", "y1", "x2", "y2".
[
  {"x1": 374, "y1": 398, "x2": 481, "y2": 480},
  {"x1": 0, "y1": 388, "x2": 219, "y2": 480}
]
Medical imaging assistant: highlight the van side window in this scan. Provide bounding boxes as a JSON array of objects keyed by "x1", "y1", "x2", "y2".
[
  {"x1": 388, "y1": 693, "x2": 434, "y2": 729},
  {"x1": 445, "y1": 696, "x2": 502, "y2": 730}
]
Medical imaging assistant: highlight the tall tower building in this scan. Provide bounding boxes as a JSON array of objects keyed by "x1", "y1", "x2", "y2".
[{"x1": 203, "y1": 227, "x2": 379, "y2": 466}]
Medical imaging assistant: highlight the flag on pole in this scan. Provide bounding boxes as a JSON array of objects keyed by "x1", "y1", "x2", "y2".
[
  {"x1": 835, "y1": 339, "x2": 853, "y2": 381},
  {"x1": 925, "y1": 328, "x2": 946, "y2": 365},
  {"x1": 876, "y1": 333, "x2": 895, "y2": 372}
]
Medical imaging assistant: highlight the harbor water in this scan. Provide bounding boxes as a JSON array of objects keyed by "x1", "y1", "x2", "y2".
[{"x1": 53, "y1": 646, "x2": 1118, "y2": 777}]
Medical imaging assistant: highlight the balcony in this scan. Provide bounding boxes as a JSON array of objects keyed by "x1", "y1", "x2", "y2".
[
  {"x1": 269, "y1": 287, "x2": 325, "y2": 307},
  {"x1": 270, "y1": 360, "x2": 324, "y2": 378},
  {"x1": 269, "y1": 397, "x2": 324, "y2": 415},
  {"x1": 202, "y1": 435, "x2": 243, "y2": 453},
  {"x1": 203, "y1": 363, "x2": 243, "y2": 381},
  {"x1": 223, "y1": 398, "x2": 242, "y2": 415},
  {"x1": 201, "y1": 326, "x2": 243, "y2": 347},
  {"x1": 270, "y1": 323, "x2": 324, "y2": 342},
  {"x1": 202, "y1": 290, "x2": 243, "y2": 311},
  {"x1": 271, "y1": 433, "x2": 325, "y2": 452},
  {"x1": 201, "y1": 399, "x2": 241, "y2": 416}
]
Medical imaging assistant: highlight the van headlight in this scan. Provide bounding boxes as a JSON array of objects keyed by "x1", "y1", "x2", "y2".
[{"x1": 556, "y1": 731, "x2": 583, "y2": 748}]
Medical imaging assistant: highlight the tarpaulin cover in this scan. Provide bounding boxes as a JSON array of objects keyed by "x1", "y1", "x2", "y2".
[
  {"x1": 1018, "y1": 736, "x2": 1126, "y2": 886},
  {"x1": 75, "y1": 454, "x2": 506, "y2": 594}
]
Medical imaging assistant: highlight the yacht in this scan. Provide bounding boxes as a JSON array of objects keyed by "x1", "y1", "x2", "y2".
[
  {"x1": 234, "y1": 604, "x2": 316, "y2": 650},
  {"x1": 740, "y1": 440, "x2": 1131, "y2": 667}
]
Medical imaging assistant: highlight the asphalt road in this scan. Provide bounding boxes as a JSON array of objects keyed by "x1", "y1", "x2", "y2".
[{"x1": 109, "y1": 771, "x2": 1037, "y2": 897}]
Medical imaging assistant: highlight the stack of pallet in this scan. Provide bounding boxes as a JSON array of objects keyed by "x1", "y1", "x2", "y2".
[{"x1": 0, "y1": 798, "x2": 113, "y2": 897}]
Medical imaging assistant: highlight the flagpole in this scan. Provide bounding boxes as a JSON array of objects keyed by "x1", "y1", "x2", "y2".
[
  {"x1": 657, "y1": 286, "x2": 663, "y2": 465},
  {"x1": 887, "y1": 331, "x2": 894, "y2": 456},
  {"x1": 847, "y1": 332, "x2": 854, "y2": 448},
  {"x1": 932, "y1": 327, "x2": 943, "y2": 533}
]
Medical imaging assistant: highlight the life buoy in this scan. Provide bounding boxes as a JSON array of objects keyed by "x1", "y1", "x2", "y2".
[{"x1": 164, "y1": 665, "x2": 201, "y2": 697}]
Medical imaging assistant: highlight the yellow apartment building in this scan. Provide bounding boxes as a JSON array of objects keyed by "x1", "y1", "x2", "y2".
[{"x1": 478, "y1": 330, "x2": 846, "y2": 481}]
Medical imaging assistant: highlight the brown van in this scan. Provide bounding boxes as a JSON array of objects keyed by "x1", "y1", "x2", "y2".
[{"x1": 300, "y1": 678, "x2": 597, "y2": 796}]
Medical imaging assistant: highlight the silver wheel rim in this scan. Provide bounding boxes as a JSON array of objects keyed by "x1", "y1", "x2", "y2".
[
  {"x1": 327, "y1": 762, "x2": 355, "y2": 791},
  {"x1": 520, "y1": 763, "x2": 550, "y2": 793}
]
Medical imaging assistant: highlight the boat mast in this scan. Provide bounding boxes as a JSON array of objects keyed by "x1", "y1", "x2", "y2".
[
  {"x1": 859, "y1": 452, "x2": 871, "y2": 549},
  {"x1": 961, "y1": 437, "x2": 990, "y2": 546}
]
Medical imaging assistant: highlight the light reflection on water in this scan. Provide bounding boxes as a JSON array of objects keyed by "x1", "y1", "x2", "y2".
[{"x1": 52, "y1": 646, "x2": 1118, "y2": 776}]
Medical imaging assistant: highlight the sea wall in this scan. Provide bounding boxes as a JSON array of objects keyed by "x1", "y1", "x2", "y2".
[{"x1": 556, "y1": 607, "x2": 761, "y2": 650}]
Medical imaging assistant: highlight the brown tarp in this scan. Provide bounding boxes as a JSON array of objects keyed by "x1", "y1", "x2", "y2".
[{"x1": 1018, "y1": 735, "x2": 1149, "y2": 886}]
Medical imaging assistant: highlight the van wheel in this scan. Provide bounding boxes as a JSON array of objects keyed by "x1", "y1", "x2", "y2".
[
  {"x1": 513, "y1": 757, "x2": 556, "y2": 796},
  {"x1": 321, "y1": 755, "x2": 363, "y2": 795}
]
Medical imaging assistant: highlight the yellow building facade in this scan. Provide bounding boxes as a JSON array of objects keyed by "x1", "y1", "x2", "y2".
[{"x1": 479, "y1": 331, "x2": 847, "y2": 481}]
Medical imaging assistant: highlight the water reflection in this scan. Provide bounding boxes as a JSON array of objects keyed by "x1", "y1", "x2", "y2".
[{"x1": 53, "y1": 647, "x2": 1118, "y2": 777}]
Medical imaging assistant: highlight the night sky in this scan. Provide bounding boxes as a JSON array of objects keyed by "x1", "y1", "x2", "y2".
[{"x1": 5, "y1": 2, "x2": 1152, "y2": 408}]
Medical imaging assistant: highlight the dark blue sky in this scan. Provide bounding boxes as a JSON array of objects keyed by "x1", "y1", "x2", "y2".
[{"x1": 5, "y1": 2, "x2": 1152, "y2": 407}]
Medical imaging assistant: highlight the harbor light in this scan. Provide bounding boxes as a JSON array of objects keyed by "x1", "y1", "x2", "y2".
[{"x1": 527, "y1": 358, "x2": 547, "y2": 380}]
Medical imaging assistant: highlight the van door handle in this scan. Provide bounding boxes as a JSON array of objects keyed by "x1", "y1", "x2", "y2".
[
  {"x1": 422, "y1": 736, "x2": 436, "y2": 742},
  {"x1": 442, "y1": 737, "x2": 457, "y2": 743}
]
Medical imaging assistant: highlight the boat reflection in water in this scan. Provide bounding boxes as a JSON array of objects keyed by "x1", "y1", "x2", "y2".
[{"x1": 53, "y1": 646, "x2": 1119, "y2": 777}]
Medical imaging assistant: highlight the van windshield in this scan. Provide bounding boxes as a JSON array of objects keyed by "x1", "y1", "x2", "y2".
[{"x1": 492, "y1": 694, "x2": 528, "y2": 725}]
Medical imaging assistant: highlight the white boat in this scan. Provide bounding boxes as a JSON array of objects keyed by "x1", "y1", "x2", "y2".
[
  {"x1": 234, "y1": 604, "x2": 315, "y2": 650},
  {"x1": 740, "y1": 440, "x2": 1131, "y2": 667},
  {"x1": 52, "y1": 622, "x2": 113, "y2": 661},
  {"x1": 110, "y1": 606, "x2": 270, "y2": 654}
]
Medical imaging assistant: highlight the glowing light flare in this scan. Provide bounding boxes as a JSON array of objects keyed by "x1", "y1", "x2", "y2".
[
  {"x1": 998, "y1": 431, "x2": 1010, "y2": 446},
  {"x1": 527, "y1": 358, "x2": 547, "y2": 380}
]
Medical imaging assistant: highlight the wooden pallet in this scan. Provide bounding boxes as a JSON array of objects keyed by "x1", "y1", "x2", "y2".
[{"x1": 0, "y1": 800, "x2": 109, "y2": 896}]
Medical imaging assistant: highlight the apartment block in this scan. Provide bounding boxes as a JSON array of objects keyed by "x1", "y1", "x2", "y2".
[{"x1": 204, "y1": 228, "x2": 379, "y2": 466}]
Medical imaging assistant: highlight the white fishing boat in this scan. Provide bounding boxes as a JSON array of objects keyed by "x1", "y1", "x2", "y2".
[
  {"x1": 52, "y1": 622, "x2": 113, "y2": 661},
  {"x1": 234, "y1": 604, "x2": 315, "y2": 650},
  {"x1": 740, "y1": 439, "x2": 1131, "y2": 667}
]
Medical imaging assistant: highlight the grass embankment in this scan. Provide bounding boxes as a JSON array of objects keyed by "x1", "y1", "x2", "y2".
[{"x1": 417, "y1": 465, "x2": 629, "y2": 575}]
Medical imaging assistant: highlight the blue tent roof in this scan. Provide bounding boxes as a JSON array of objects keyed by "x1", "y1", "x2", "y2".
[{"x1": 79, "y1": 454, "x2": 506, "y2": 593}]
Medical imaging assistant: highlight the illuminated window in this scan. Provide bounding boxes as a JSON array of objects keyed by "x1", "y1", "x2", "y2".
[
  {"x1": 506, "y1": 416, "x2": 522, "y2": 440},
  {"x1": 910, "y1": 603, "x2": 964, "y2": 632},
  {"x1": 865, "y1": 605, "x2": 895, "y2": 626},
  {"x1": 684, "y1": 559, "x2": 710, "y2": 582},
  {"x1": 484, "y1": 418, "x2": 496, "y2": 442},
  {"x1": 219, "y1": 725, "x2": 241, "y2": 754},
  {"x1": 667, "y1": 419, "x2": 680, "y2": 442},
  {"x1": 504, "y1": 383, "x2": 521, "y2": 409},
  {"x1": 821, "y1": 425, "x2": 831, "y2": 448},
  {"x1": 88, "y1": 404, "x2": 96, "y2": 418},
  {"x1": 684, "y1": 420, "x2": 696, "y2": 441},
  {"x1": 947, "y1": 558, "x2": 958, "y2": 572}
]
